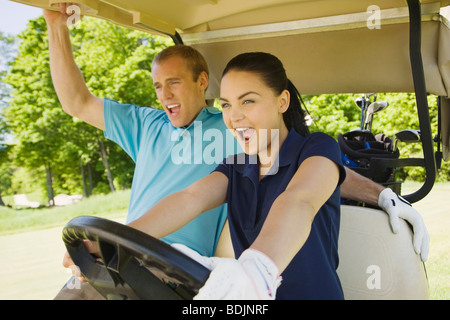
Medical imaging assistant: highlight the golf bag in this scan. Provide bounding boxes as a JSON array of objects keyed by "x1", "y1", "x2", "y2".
[{"x1": 338, "y1": 130, "x2": 401, "y2": 199}]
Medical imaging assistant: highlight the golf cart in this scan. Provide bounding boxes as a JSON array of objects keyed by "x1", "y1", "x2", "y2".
[{"x1": 12, "y1": 0, "x2": 449, "y2": 299}]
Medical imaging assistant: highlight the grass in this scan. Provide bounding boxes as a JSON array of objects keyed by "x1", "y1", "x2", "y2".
[
  {"x1": 0, "y1": 182, "x2": 448, "y2": 299},
  {"x1": 0, "y1": 189, "x2": 130, "y2": 236},
  {"x1": 401, "y1": 181, "x2": 450, "y2": 300}
]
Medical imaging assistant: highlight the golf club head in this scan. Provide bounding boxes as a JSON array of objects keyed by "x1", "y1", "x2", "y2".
[
  {"x1": 364, "y1": 101, "x2": 389, "y2": 129},
  {"x1": 395, "y1": 129, "x2": 421, "y2": 142},
  {"x1": 368, "y1": 101, "x2": 389, "y2": 114},
  {"x1": 392, "y1": 129, "x2": 421, "y2": 152},
  {"x1": 356, "y1": 94, "x2": 376, "y2": 130},
  {"x1": 354, "y1": 97, "x2": 364, "y2": 109}
]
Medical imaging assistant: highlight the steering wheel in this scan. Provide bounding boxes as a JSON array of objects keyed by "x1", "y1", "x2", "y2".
[{"x1": 62, "y1": 216, "x2": 211, "y2": 300}]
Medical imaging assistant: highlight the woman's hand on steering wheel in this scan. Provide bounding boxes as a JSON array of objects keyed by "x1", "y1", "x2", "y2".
[{"x1": 62, "y1": 240, "x2": 101, "y2": 282}]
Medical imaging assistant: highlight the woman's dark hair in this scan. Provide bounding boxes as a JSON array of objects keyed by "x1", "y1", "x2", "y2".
[{"x1": 222, "y1": 52, "x2": 310, "y2": 137}]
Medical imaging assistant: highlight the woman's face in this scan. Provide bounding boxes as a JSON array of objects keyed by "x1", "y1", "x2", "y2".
[{"x1": 220, "y1": 70, "x2": 290, "y2": 163}]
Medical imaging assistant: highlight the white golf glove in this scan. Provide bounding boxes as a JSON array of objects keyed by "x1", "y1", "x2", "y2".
[
  {"x1": 192, "y1": 249, "x2": 281, "y2": 300},
  {"x1": 378, "y1": 188, "x2": 429, "y2": 261},
  {"x1": 171, "y1": 243, "x2": 221, "y2": 270}
]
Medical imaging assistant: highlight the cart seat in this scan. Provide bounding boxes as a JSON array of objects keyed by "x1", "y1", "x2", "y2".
[{"x1": 337, "y1": 205, "x2": 428, "y2": 300}]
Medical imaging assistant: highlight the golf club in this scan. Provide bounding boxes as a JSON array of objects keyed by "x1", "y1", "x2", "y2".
[{"x1": 392, "y1": 129, "x2": 421, "y2": 152}]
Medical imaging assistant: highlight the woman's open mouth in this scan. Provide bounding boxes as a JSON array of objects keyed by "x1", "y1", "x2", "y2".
[{"x1": 235, "y1": 127, "x2": 256, "y2": 144}]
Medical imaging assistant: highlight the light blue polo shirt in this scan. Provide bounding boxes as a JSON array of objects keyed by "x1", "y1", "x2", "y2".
[{"x1": 103, "y1": 98, "x2": 239, "y2": 256}]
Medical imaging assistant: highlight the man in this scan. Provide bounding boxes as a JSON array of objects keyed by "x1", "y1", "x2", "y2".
[{"x1": 44, "y1": 4, "x2": 428, "y2": 300}]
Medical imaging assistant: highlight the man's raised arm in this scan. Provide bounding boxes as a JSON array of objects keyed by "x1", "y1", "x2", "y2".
[{"x1": 44, "y1": 4, "x2": 104, "y2": 130}]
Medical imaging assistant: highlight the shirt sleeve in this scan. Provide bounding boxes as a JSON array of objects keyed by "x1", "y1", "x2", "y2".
[
  {"x1": 103, "y1": 98, "x2": 163, "y2": 162},
  {"x1": 299, "y1": 132, "x2": 347, "y2": 187},
  {"x1": 212, "y1": 155, "x2": 234, "y2": 178}
]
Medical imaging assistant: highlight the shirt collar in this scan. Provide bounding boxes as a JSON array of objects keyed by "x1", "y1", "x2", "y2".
[
  {"x1": 177, "y1": 106, "x2": 222, "y2": 131},
  {"x1": 237, "y1": 129, "x2": 305, "y2": 178}
]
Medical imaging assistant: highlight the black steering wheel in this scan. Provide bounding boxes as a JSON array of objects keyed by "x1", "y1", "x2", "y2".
[{"x1": 62, "y1": 216, "x2": 211, "y2": 300}]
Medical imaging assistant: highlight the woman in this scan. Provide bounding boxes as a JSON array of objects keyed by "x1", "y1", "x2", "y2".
[{"x1": 130, "y1": 52, "x2": 346, "y2": 299}]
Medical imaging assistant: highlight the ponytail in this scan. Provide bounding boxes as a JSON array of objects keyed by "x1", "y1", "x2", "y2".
[{"x1": 285, "y1": 80, "x2": 310, "y2": 137}]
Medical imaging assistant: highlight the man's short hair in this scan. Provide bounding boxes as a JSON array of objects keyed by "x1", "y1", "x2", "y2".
[{"x1": 152, "y1": 45, "x2": 209, "y2": 82}]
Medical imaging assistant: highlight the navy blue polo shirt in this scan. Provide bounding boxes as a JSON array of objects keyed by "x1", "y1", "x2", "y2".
[{"x1": 214, "y1": 129, "x2": 346, "y2": 299}]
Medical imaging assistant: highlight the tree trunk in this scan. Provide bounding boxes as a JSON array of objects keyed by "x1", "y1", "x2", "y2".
[
  {"x1": 45, "y1": 163, "x2": 55, "y2": 206},
  {"x1": 87, "y1": 162, "x2": 93, "y2": 195},
  {"x1": 0, "y1": 192, "x2": 5, "y2": 206},
  {"x1": 81, "y1": 162, "x2": 89, "y2": 198},
  {"x1": 98, "y1": 139, "x2": 115, "y2": 192}
]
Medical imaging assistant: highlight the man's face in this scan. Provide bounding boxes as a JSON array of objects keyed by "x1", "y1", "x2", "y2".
[{"x1": 152, "y1": 55, "x2": 208, "y2": 128}]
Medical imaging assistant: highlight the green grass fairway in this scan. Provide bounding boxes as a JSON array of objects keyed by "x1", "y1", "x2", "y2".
[{"x1": 0, "y1": 183, "x2": 448, "y2": 299}]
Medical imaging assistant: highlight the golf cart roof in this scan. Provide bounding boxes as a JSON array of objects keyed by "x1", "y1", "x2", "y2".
[
  {"x1": 10, "y1": 0, "x2": 450, "y2": 199},
  {"x1": 12, "y1": 0, "x2": 450, "y2": 98}
]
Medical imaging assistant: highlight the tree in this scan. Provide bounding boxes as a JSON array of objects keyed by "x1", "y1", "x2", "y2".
[
  {"x1": 3, "y1": 16, "x2": 171, "y2": 202},
  {"x1": 0, "y1": 31, "x2": 17, "y2": 110},
  {"x1": 0, "y1": 141, "x2": 13, "y2": 207},
  {"x1": 305, "y1": 93, "x2": 448, "y2": 182},
  {"x1": 67, "y1": 17, "x2": 171, "y2": 192},
  {"x1": 0, "y1": 31, "x2": 17, "y2": 206},
  {"x1": 4, "y1": 17, "x2": 67, "y2": 205},
  {"x1": 306, "y1": 93, "x2": 361, "y2": 138}
]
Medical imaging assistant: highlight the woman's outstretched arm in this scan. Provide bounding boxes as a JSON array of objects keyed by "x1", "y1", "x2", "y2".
[{"x1": 128, "y1": 171, "x2": 228, "y2": 239}]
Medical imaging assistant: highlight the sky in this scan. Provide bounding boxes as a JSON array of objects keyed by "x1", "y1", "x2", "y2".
[{"x1": 0, "y1": 1, "x2": 43, "y2": 36}]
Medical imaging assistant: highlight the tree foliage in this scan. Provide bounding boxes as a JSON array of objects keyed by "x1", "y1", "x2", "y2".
[
  {"x1": 1, "y1": 14, "x2": 448, "y2": 208},
  {"x1": 2, "y1": 16, "x2": 170, "y2": 205},
  {"x1": 306, "y1": 93, "x2": 449, "y2": 182},
  {"x1": 0, "y1": 31, "x2": 17, "y2": 110}
]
